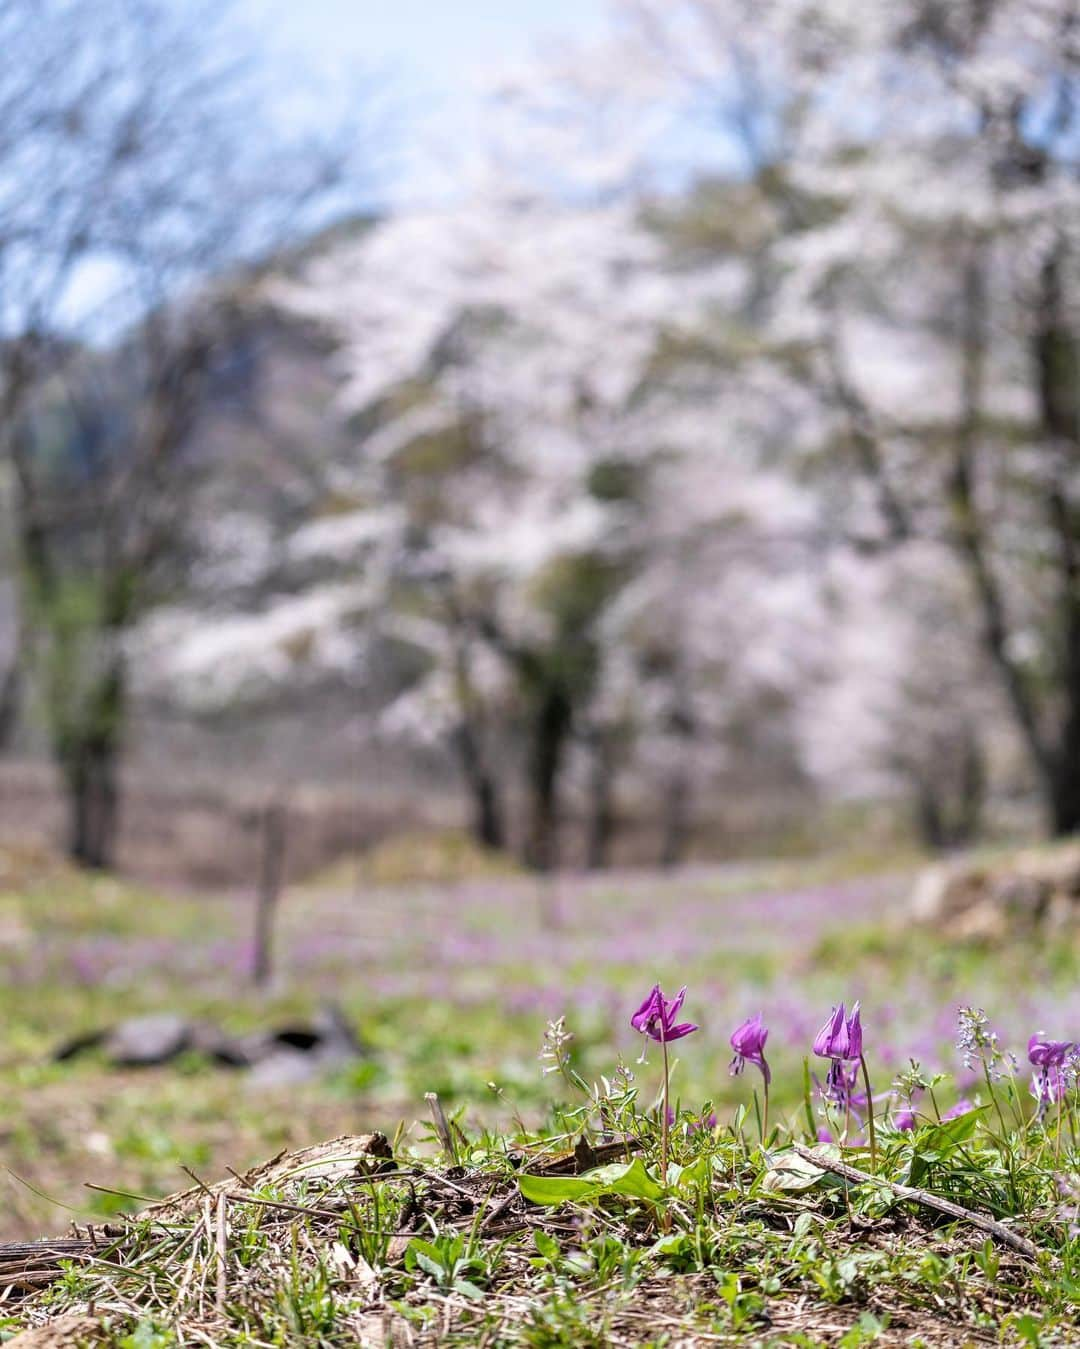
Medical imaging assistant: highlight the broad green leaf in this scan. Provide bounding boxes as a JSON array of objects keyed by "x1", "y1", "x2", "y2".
[
  {"x1": 584, "y1": 1157, "x2": 665, "y2": 1200},
  {"x1": 519, "y1": 1157, "x2": 664, "y2": 1206},
  {"x1": 453, "y1": 1279, "x2": 485, "y2": 1302},
  {"x1": 412, "y1": 1251, "x2": 445, "y2": 1281},
  {"x1": 518, "y1": 1173, "x2": 598, "y2": 1206},
  {"x1": 667, "y1": 1155, "x2": 711, "y2": 1190},
  {"x1": 922, "y1": 1105, "x2": 990, "y2": 1151}
]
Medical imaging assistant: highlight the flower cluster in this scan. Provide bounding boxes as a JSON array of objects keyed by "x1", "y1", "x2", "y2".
[
  {"x1": 957, "y1": 1006, "x2": 1016, "y2": 1080},
  {"x1": 1028, "y1": 1034, "x2": 1078, "y2": 1117},
  {"x1": 611, "y1": 986, "x2": 1076, "y2": 1161}
]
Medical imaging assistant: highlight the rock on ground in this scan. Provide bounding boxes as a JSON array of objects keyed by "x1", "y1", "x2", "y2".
[{"x1": 911, "y1": 842, "x2": 1080, "y2": 940}]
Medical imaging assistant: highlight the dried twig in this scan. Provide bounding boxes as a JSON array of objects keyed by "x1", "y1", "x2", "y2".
[
  {"x1": 790, "y1": 1143, "x2": 1040, "y2": 1258},
  {"x1": 215, "y1": 1195, "x2": 227, "y2": 1316}
]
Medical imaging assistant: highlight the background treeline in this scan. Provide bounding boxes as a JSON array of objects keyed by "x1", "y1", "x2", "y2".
[{"x1": 1, "y1": 0, "x2": 1077, "y2": 876}]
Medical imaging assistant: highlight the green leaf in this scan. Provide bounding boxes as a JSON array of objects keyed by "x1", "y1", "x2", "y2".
[
  {"x1": 667, "y1": 1155, "x2": 711, "y2": 1190},
  {"x1": 518, "y1": 1173, "x2": 599, "y2": 1206},
  {"x1": 652, "y1": 1232, "x2": 692, "y2": 1257},
  {"x1": 922, "y1": 1105, "x2": 990, "y2": 1151},
  {"x1": 453, "y1": 1278, "x2": 485, "y2": 1301},
  {"x1": 413, "y1": 1251, "x2": 446, "y2": 1281},
  {"x1": 586, "y1": 1158, "x2": 666, "y2": 1200},
  {"x1": 519, "y1": 1157, "x2": 664, "y2": 1206}
]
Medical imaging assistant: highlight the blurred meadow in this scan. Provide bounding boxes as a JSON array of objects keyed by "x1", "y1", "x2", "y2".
[
  {"x1": 1, "y1": 1, "x2": 1080, "y2": 1343},
  {"x1": 3, "y1": 840, "x2": 1079, "y2": 1247}
]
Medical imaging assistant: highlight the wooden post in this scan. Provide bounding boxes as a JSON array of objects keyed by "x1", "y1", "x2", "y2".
[{"x1": 253, "y1": 799, "x2": 287, "y2": 988}]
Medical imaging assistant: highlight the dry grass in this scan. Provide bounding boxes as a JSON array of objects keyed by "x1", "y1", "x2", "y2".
[{"x1": 1, "y1": 1128, "x2": 1051, "y2": 1348}]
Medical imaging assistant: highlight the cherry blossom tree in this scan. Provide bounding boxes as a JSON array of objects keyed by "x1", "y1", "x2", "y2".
[{"x1": 556, "y1": 0, "x2": 1080, "y2": 839}]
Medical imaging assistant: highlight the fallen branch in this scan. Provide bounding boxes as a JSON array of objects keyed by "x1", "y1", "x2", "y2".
[{"x1": 791, "y1": 1143, "x2": 1039, "y2": 1259}]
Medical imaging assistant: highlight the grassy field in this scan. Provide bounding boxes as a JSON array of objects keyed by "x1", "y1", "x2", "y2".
[{"x1": 2, "y1": 839, "x2": 1079, "y2": 1344}]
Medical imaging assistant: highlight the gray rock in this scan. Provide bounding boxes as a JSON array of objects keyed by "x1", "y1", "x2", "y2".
[
  {"x1": 105, "y1": 1014, "x2": 192, "y2": 1066},
  {"x1": 247, "y1": 1048, "x2": 322, "y2": 1089}
]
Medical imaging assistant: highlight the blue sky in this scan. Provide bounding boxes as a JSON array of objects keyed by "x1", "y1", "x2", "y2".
[
  {"x1": 242, "y1": 0, "x2": 611, "y2": 195},
  {"x1": 246, "y1": 0, "x2": 607, "y2": 85}
]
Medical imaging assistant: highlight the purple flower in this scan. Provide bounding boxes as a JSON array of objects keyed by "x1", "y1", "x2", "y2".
[
  {"x1": 812, "y1": 1002, "x2": 862, "y2": 1063},
  {"x1": 893, "y1": 1108, "x2": 916, "y2": 1131},
  {"x1": 1027, "y1": 1035, "x2": 1075, "y2": 1118},
  {"x1": 819, "y1": 1059, "x2": 861, "y2": 1112},
  {"x1": 941, "y1": 1098, "x2": 974, "y2": 1121},
  {"x1": 729, "y1": 1013, "x2": 771, "y2": 1085},
  {"x1": 630, "y1": 984, "x2": 698, "y2": 1044},
  {"x1": 1028, "y1": 1034, "x2": 1074, "y2": 1069},
  {"x1": 1031, "y1": 1067, "x2": 1067, "y2": 1116}
]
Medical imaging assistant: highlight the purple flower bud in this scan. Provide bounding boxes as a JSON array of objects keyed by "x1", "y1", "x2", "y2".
[
  {"x1": 813, "y1": 1004, "x2": 847, "y2": 1059},
  {"x1": 729, "y1": 1013, "x2": 771, "y2": 1085},
  {"x1": 813, "y1": 1002, "x2": 862, "y2": 1062},
  {"x1": 846, "y1": 1002, "x2": 863, "y2": 1060}
]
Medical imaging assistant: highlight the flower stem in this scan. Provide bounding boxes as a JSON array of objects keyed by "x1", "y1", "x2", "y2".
[
  {"x1": 661, "y1": 1035, "x2": 670, "y2": 1181},
  {"x1": 762, "y1": 1080, "x2": 770, "y2": 1145},
  {"x1": 859, "y1": 1054, "x2": 877, "y2": 1173},
  {"x1": 982, "y1": 1059, "x2": 1019, "y2": 1210}
]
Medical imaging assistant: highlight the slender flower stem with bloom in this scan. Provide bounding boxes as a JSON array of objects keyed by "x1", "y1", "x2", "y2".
[
  {"x1": 1028, "y1": 1033, "x2": 1077, "y2": 1163},
  {"x1": 812, "y1": 1001, "x2": 876, "y2": 1170},
  {"x1": 631, "y1": 983, "x2": 697, "y2": 1182},
  {"x1": 958, "y1": 1007, "x2": 1020, "y2": 1207},
  {"x1": 729, "y1": 1013, "x2": 771, "y2": 1142}
]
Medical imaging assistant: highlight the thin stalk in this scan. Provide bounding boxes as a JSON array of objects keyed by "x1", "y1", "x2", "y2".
[
  {"x1": 859, "y1": 1055, "x2": 877, "y2": 1173},
  {"x1": 660, "y1": 1036, "x2": 672, "y2": 1234},
  {"x1": 982, "y1": 1060, "x2": 1019, "y2": 1210},
  {"x1": 1055, "y1": 1096, "x2": 1064, "y2": 1166},
  {"x1": 661, "y1": 1036, "x2": 671, "y2": 1180},
  {"x1": 762, "y1": 1077, "x2": 770, "y2": 1145}
]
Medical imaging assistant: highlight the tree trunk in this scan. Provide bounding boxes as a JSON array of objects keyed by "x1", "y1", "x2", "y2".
[
  {"x1": 659, "y1": 770, "x2": 692, "y2": 869},
  {"x1": 449, "y1": 628, "x2": 505, "y2": 851},
  {"x1": 0, "y1": 650, "x2": 21, "y2": 753},
  {"x1": 948, "y1": 243, "x2": 1077, "y2": 835},
  {"x1": 913, "y1": 775, "x2": 947, "y2": 853},
  {"x1": 953, "y1": 730, "x2": 986, "y2": 847},
  {"x1": 454, "y1": 721, "x2": 505, "y2": 851},
  {"x1": 585, "y1": 730, "x2": 616, "y2": 870},
  {"x1": 66, "y1": 741, "x2": 120, "y2": 869},
  {"x1": 525, "y1": 684, "x2": 572, "y2": 872},
  {"x1": 59, "y1": 660, "x2": 126, "y2": 870},
  {"x1": 659, "y1": 686, "x2": 695, "y2": 869},
  {"x1": 1035, "y1": 248, "x2": 1080, "y2": 836}
]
